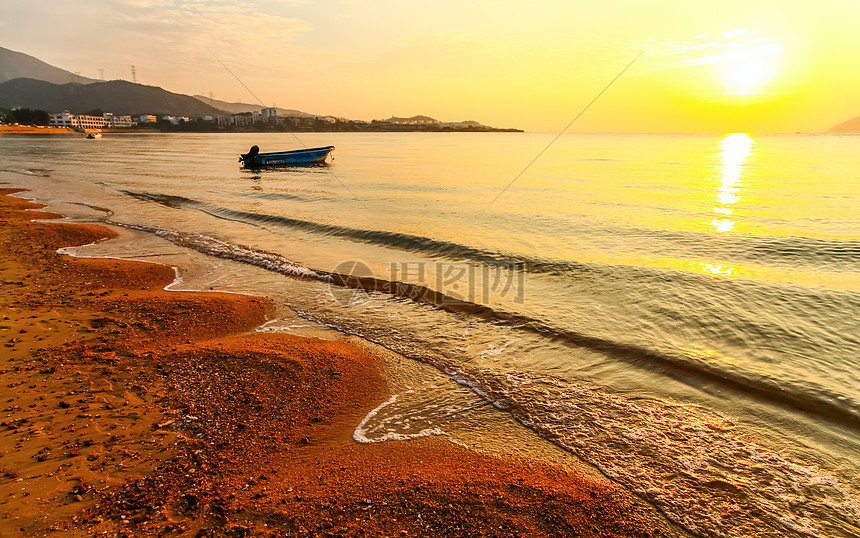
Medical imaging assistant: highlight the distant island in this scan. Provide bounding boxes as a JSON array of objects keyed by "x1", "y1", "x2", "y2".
[
  {"x1": 829, "y1": 114, "x2": 860, "y2": 132},
  {"x1": 0, "y1": 46, "x2": 521, "y2": 133}
]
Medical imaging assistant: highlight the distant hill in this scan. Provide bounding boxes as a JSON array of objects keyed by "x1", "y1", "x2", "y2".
[
  {"x1": 383, "y1": 115, "x2": 439, "y2": 124},
  {"x1": 0, "y1": 78, "x2": 223, "y2": 116},
  {"x1": 194, "y1": 95, "x2": 315, "y2": 118},
  {"x1": 0, "y1": 46, "x2": 97, "y2": 85},
  {"x1": 829, "y1": 115, "x2": 860, "y2": 132},
  {"x1": 0, "y1": 47, "x2": 512, "y2": 129}
]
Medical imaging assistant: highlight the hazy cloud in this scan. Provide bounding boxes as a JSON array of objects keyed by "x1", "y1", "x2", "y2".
[{"x1": 0, "y1": 0, "x2": 325, "y2": 101}]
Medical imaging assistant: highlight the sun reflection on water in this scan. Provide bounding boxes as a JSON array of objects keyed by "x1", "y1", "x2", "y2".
[
  {"x1": 699, "y1": 262, "x2": 735, "y2": 276},
  {"x1": 710, "y1": 132, "x2": 753, "y2": 234},
  {"x1": 700, "y1": 133, "x2": 753, "y2": 276}
]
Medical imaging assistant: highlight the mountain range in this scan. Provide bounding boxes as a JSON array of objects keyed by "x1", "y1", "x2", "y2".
[
  {"x1": 193, "y1": 95, "x2": 314, "y2": 118},
  {"x1": 0, "y1": 77, "x2": 223, "y2": 117},
  {"x1": 0, "y1": 45, "x2": 321, "y2": 118},
  {"x1": 0, "y1": 46, "x2": 96, "y2": 85}
]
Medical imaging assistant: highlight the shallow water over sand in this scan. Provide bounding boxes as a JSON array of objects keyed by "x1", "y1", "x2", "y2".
[{"x1": 3, "y1": 131, "x2": 859, "y2": 537}]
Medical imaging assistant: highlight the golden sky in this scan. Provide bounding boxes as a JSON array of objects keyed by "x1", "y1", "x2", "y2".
[{"x1": 1, "y1": 0, "x2": 858, "y2": 132}]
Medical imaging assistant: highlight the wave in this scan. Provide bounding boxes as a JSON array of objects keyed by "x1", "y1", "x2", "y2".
[
  {"x1": 635, "y1": 228, "x2": 860, "y2": 266},
  {"x1": 122, "y1": 190, "x2": 520, "y2": 265},
  {"x1": 106, "y1": 195, "x2": 860, "y2": 537},
  {"x1": 450, "y1": 367, "x2": 860, "y2": 538},
  {"x1": 0, "y1": 167, "x2": 51, "y2": 177},
  {"x1": 238, "y1": 192, "x2": 313, "y2": 202},
  {"x1": 106, "y1": 217, "x2": 860, "y2": 431},
  {"x1": 123, "y1": 191, "x2": 860, "y2": 274}
]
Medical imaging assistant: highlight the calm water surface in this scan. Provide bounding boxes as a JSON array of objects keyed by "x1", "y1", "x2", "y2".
[{"x1": 2, "y1": 132, "x2": 859, "y2": 537}]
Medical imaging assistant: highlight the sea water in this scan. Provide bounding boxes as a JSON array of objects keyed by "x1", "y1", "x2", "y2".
[{"x1": 2, "y1": 131, "x2": 858, "y2": 537}]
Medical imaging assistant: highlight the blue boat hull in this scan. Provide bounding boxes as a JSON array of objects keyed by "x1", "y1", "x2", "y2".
[{"x1": 240, "y1": 146, "x2": 334, "y2": 167}]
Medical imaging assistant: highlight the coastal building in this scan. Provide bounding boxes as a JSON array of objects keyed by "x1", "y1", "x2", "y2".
[
  {"x1": 49, "y1": 111, "x2": 134, "y2": 129},
  {"x1": 217, "y1": 113, "x2": 254, "y2": 127},
  {"x1": 285, "y1": 115, "x2": 314, "y2": 127},
  {"x1": 137, "y1": 115, "x2": 157, "y2": 124},
  {"x1": 49, "y1": 111, "x2": 108, "y2": 130},
  {"x1": 216, "y1": 108, "x2": 283, "y2": 128},
  {"x1": 103, "y1": 113, "x2": 133, "y2": 128},
  {"x1": 162, "y1": 115, "x2": 190, "y2": 125},
  {"x1": 48, "y1": 111, "x2": 74, "y2": 127}
]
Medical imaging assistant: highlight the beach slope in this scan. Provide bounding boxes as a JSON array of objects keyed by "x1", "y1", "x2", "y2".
[{"x1": 0, "y1": 187, "x2": 681, "y2": 537}]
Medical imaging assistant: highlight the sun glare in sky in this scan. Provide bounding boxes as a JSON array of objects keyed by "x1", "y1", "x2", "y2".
[
  {"x1": 718, "y1": 56, "x2": 777, "y2": 96},
  {"x1": 714, "y1": 46, "x2": 783, "y2": 97},
  {"x1": 0, "y1": 0, "x2": 858, "y2": 132}
]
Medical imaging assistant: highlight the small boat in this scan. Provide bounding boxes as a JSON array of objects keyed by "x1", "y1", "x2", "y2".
[
  {"x1": 86, "y1": 132, "x2": 102, "y2": 139},
  {"x1": 239, "y1": 145, "x2": 334, "y2": 167}
]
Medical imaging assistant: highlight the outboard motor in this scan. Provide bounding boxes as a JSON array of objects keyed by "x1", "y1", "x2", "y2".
[{"x1": 240, "y1": 145, "x2": 260, "y2": 166}]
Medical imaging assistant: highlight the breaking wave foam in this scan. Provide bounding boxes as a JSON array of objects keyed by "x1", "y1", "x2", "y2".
[{"x1": 451, "y1": 368, "x2": 860, "y2": 538}]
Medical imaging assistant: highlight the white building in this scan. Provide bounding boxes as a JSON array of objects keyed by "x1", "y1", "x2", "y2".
[
  {"x1": 48, "y1": 111, "x2": 74, "y2": 127},
  {"x1": 217, "y1": 113, "x2": 254, "y2": 127},
  {"x1": 162, "y1": 115, "x2": 190, "y2": 125},
  {"x1": 49, "y1": 111, "x2": 107, "y2": 130},
  {"x1": 103, "y1": 113, "x2": 133, "y2": 128}
]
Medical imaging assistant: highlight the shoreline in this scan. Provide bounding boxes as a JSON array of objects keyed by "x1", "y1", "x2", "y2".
[
  {"x1": 0, "y1": 125, "x2": 75, "y2": 134},
  {"x1": 0, "y1": 186, "x2": 683, "y2": 537},
  {"x1": 0, "y1": 124, "x2": 523, "y2": 135}
]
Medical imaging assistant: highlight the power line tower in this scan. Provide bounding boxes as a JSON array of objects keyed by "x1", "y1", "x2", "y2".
[
  {"x1": 99, "y1": 68, "x2": 105, "y2": 80},
  {"x1": 131, "y1": 65, "x2": 137, "y2": 83},
  {"x1": 209, "y1": 90, "x2": 214, "y2": 101}
]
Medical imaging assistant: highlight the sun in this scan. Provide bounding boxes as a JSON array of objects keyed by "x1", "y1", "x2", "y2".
[{"x1": 716, "y1": 52, "x2": 781, "y2": 97}]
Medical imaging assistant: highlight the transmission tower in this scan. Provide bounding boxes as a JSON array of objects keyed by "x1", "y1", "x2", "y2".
[
  {"x1": 99, "y1": 68, "x2": 105, "y2": 80},
  {"x1": 131, "y1": 65, "x2": 137, "y2": 83}
]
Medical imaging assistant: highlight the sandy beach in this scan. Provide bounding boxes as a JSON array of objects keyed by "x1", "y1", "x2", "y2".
[
  {"x1": 0, "y1": 185, "x2": 683, "y2": 537},
  {"x1": 0, "y1": 126, "x2": 74, "y2": 134}
]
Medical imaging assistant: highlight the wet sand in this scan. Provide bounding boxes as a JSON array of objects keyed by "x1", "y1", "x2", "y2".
[{"x1": 0, "y1": 186, "x2": 685, "y2": 537}]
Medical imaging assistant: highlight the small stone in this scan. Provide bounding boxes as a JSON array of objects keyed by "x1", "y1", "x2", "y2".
[
  {"x1": 179, "y1": 494, "x2": 199, "y2": 513},
  {"x1": 227, "y1": 526, "x2": 248, "y2": 538}
]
